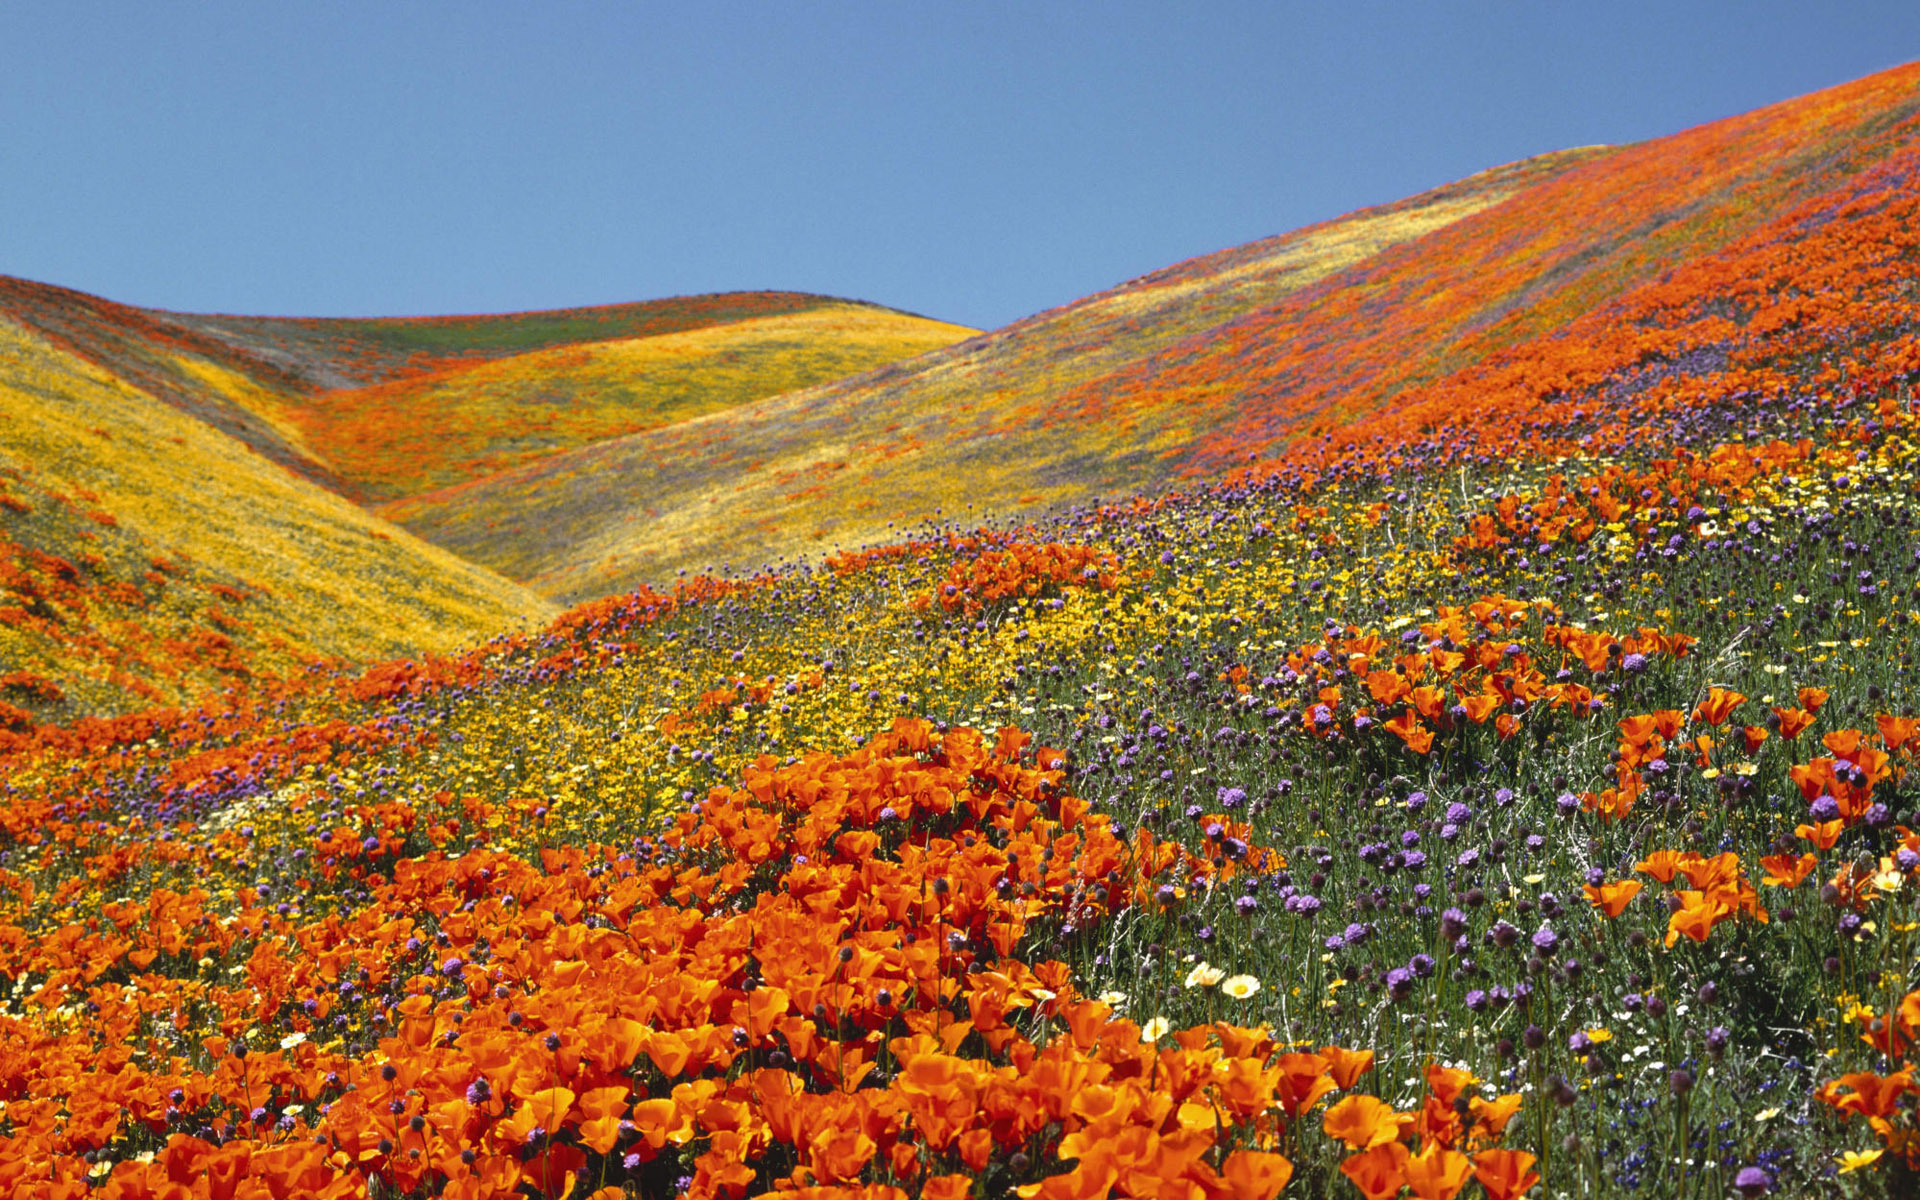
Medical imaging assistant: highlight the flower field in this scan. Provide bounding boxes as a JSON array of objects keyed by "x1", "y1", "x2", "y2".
[
  {"x1": 387, "y1": 65, "x2": 1920, "y2": 604},
  {"x1": 11, "y1": 62, "x2": 1920, "y2": 1200}
]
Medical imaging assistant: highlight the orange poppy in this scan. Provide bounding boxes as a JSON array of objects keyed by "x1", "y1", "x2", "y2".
[
  {"x1": 1272, "y1": 1053, "x2": 1337, "y2": 1118},
  {"x1": 1693, "y1": 686, "x2": 1747, "y2": 727},
  {"x1": 1403, "y1": 1143, "x2": 1475, "y2": 1200},
  {"x1": 1665, "y1": 890, "x2": 1735, "y2": 947},
  {"x1": 1759, "y1": 852, "x2": 1817, "y2": 889},
  {"x1": 1582, "y1": 879, "x2": 1642, "y2": 917},
  {"x1": 1634, "y1": 850, "x2": 1686, "y2": 883},
  {"x1": 1800, "y1": 686, "x2": 1830, "y2": 713},
  {"x1": 1319, "y1": 1044, "x2": 1377, "y2": 1091},
  {"x1": 1221, "y1": 1150, "x2": 1294, "y2": 1200},
  {"x1": 1473, "y1": 1148, "x2": 1541, "y2": 1200},
  {"x1": 1773, "y1": 706, "x2": 1816, "y2": 740},
  {"x1": 1796, "y1": 820, "x2": 1843, "y2": 850},
  {"x1": 1877, "y1": 713, "x2": 1918, "y2": 753},
  {"x1": 1340, "y1": 1143, "x2": 1412, "y2": 1200},
  {"x1": 1323, "y1": 1094, "x2": 1408, "y2": 1150}
]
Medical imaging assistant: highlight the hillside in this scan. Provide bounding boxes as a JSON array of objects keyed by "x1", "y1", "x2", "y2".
[
  {"x1": 0, "y1": 285, "x2": 971, "y2": 710},
  {"x1": 0, "y1": 315, "x2": 555, "y2": 719},
  {"x1": 11, "y1": 61, "x2": 1920, "y2": 1200},
  {"x1": 385, "y1": 64, "x2": 1920, "y2": 602},
  {"x1": 298, "y1": 305, "x2": 975, "y2": 502}
]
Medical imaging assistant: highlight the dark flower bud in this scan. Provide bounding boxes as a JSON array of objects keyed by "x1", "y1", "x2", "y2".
[{"x1": 1669, "y1": 1068, "x2": 1693, "y2": 1096}]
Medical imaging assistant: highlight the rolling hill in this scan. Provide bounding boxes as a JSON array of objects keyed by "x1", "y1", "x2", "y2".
[
  {"x1": 0, "y1": 313, "x2": 555, "y2": 719},
  {"x1": 11, "y1": 59, "x2": 1920, "y2": 1200},
  {"x1": 0, "y1": 285, "x2": 972, "y2": 712},
  {"x1": 383, "y1": 63, "x2": 1920, "y2": 602}
]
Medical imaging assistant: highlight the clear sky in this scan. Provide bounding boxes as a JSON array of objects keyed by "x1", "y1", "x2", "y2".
[{"x1": 4, "y1": 3, "x2": 1918, "y2": 330}]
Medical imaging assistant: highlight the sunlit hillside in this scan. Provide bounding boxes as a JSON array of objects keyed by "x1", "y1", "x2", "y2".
[
  {"x1": 13, "y1": 61, "x2": 1920, "y2": 1200},
  {"x1": 298, "y1": 305, "x2": 975, "y2": 502},
  {"x1": 0, "y1": 316, "x2": 555, "y2": 719},
  {"x1": 0, "y1": 285, "x2": 970, "y2": 709},
  {"x1": 384, "y1": 64, "x2": 1920, "y2": 603}
]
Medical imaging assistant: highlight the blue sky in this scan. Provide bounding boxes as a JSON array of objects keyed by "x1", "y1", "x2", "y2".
[{"x1": 3, "y1": 3, "x2": 1918, "y2": 329}]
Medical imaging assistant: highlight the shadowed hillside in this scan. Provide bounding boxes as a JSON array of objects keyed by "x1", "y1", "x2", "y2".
[{"x1": 385, "y1": 64, "x2": 1920, "y2": 602}]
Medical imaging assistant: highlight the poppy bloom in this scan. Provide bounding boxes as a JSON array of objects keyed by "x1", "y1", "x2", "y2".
[
  {"x1": 1582, "y1": 879, "x2": 1642, "y2": 917},
  {"x1": 1323, "y1": 1094, "x2": 1407, "y2": 1150},
  {"x1": 1341, "y1": 1143, "x2": 1412, "y2": 1200},
  {"x1": 1402, "y1": 1143, "x2": 1475, "y2": 1200},
  {"x1": 1694, "y1": 686, "x2": 1747, "y2": 727},
  {"x1": 1473, "y1": 1148, "x2": 1541, "y2": 1200}
]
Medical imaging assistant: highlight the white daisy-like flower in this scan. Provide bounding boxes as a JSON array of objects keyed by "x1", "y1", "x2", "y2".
[
  {"x1": 1141, "y1": 1016, "x2": 1171, "y2": 1042},
  {"x1": 1221, "y1": 975, "x2": 1261, "y2": 1000},
  {"x1": 1185, "y1": 962, "x2": 1226, "y2": 989}
]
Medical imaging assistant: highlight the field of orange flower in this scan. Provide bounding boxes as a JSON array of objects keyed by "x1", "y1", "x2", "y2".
[
  {"x1": 13, "y1": 59, "x2": 1920, "y2": 1200},
  {"x1": 388, "y1": 65, "x2": 1920, "y2": 602}
]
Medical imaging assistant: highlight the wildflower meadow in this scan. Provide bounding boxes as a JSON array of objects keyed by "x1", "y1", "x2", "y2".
[{"x1": 9, "y1": 56, "x2": 1920, "y2": 1200}]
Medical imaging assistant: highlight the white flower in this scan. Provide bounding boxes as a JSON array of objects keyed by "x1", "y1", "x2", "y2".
[
  {"x1": 1098, "y1": 990, "x2": 1128, "y2": 1006},
  {"x1": 1221, "y1": 975, "x2": 1261, "y2": 1000},
  {"x1": 1185, "y1": 962, "x2": 1227, "y2": 989},
  {"x1": 1141, "y1": 1016, "x2": 1171, "y2": 1042},
  {"x1": 280, "y1": 1031, "x2": 308, "y2": 1050}
]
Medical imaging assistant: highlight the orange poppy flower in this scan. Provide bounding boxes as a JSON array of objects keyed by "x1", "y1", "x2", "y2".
[
  {"x1": 1818, "y1": 1069, "x2": 1915, "y2": 1132},
  {"x1": 1221, "y1": 1150, "x2": 1294, "y2": 1200},
  {"x1": 1799, "y1": 686, "x2": 1830, "y2": 713},
  {"x1": 1319, "y1": 1044, "x2": 1377, "y2": 1091},
  {"x1": 1796, "y1": 820, "x2": 1843, "y2": 850},
  {"x1": 1635, "y1": 850, "x2": 1686, "y2": 883},
  {"x1": 1468, "y1": 1093, "x2": 1524, "y2": 1139},
  {"x1": 1773, "y1": 706, "x2": 1816, "y2": 740},
  {"x1": 1403, "y1": 1143, "x2": 1475, "y2": 1200},
  {"x1": 1739, "y1": 724, "x2": 1769, "y2": 755},
  {"x1": 1759, "y1": 852, "x2": 1817, "y2": 889},
  {"x1": 1272, "y1": 1052, "x2": 1337, "y2": 1118},
  {"x1": 1582, "y1": 879, "x2": 1642, "y2": 917},
  {"x1": 1877, "y1": 713, "x2": 1918, "y2": 753},
  {"x1": 1665, "y1": 889, "x2": 1735, "y2": 947},
  {"x1": 1693, "y1": 686, "x2": 1747, "y2": 727},
  {"x1": 1340, "y1": 1143, "x2": 1412, "y2": 1200},
  {"x1": 1323, "y1": 1094, "x2": 1408, "y2": 1150},
  {"x1": 1473, "y1": 1148, "x2": 1542, "y2": 1200},
  {"x1": 1649, "y1": 709, "x2": 1686, "y2": 739},
  {"x1": 1385, "y1": 709, "x2": 1435, "y2": 755}
]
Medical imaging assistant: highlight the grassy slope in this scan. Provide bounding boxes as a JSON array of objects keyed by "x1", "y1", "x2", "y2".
[
  {"x1": 11, "y1": 59, "x2": 1920, "y2": 1194},
  {"x1": 389, "y1": 64, "x2": 1920, "y2": 605},
  {"x1": 383, "y1": 154, "x2": 1571, "y2": 598},
  {"x1": 0, "y1": 286, "x2": 968, "y2": 711},
  {"x1": 295, "y1": 305, "x2": 976, "y2": 502},
  {"x1": 157, "y1": 291, "x2": 867, "y2": 390},
  {"x1": 0, "y1": 316, "x2": 556, "y2": 718}
]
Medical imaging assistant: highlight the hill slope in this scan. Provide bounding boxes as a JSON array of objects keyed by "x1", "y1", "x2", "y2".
[
  {"x1": 13, "y1": 62, "x2": 1920, "y2": 1200},
  {"x1": 0, "y1": 286, "x2": 971, "y2": 711},
  {"x1": 296, "y1": 304, "x2": 974, "y2": 502},
  {"x1": 0, "y1": 315, "x2": 556, "y2": 718},
  {"x1": 386, "y1": 64, "x2": 1920, "y2": 602}
]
